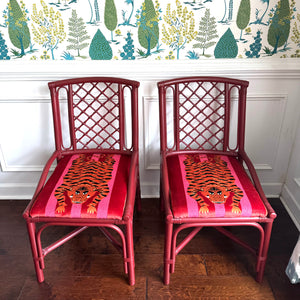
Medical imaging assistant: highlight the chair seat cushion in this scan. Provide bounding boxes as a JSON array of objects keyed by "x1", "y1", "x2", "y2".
[
  {"x1": 30, "y1": 153, "x2": 131, "y2": 220},
  {"x1": 167, "y1": 154, "x2": 267, "y2": 218}
]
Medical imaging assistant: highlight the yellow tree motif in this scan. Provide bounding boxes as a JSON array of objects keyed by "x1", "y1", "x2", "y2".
[
  {"x1": 289, "y1": 13, "x2": 300, "y2": 57},
  {"x1": 162, "y1": 0, "x2": 197, "y2": 59},
  {"x1": 31, "y1": 0, "x2": 66, "y2": 60},
  {"x1": 291, "y1": 13, "x2": 300, "y2": 45}
]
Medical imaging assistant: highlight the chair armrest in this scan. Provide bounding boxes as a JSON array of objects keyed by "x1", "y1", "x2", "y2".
[
  {"x1": 239, "y1": 150, "x2": 277, "y2": 219},
  {"x1": 23, "y1": 151, "x2": 60, "y2": 218},
  {"x1": 123, "y1": 151, "x2": 139, "y2": 221},
  {"x1": 161, "y1": 155, "x2": 173, "y2": 219}
]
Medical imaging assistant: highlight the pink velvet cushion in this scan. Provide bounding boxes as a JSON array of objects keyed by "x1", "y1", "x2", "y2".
[
  {"x1": 30, "y1": 153, "x2": 131, "y2": 220},
  {"x1": 167, "y1": 154, "x2": 267, "y2": 218}
]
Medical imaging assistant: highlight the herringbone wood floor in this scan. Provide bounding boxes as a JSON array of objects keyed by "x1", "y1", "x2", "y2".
[{"x1": 1, "y1": 198, "x2": 299, "y2": 299}]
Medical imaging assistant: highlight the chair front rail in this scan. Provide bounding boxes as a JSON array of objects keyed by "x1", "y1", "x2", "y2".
[{"x1": 168, "y1": 216, "x2": 273, "y2": 225}]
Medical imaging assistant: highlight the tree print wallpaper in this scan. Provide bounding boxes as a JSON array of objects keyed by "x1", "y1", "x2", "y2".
[{"x1": 0, "y1": 0, "x2": 299, "y2": 61}]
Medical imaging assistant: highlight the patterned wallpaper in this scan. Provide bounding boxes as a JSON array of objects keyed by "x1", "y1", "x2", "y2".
[{"x1": 0, "y1": 0, "x2": 299, "y2": 61}]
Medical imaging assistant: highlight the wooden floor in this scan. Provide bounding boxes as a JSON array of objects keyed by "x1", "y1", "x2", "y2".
[{"x1": 1, "y1": 198, "x2": 300, "y2": 300}]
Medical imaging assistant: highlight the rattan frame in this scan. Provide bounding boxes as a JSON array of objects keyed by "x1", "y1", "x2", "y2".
[{"x1": 158, "y1": 76, "x2": 276, "y2": 284}]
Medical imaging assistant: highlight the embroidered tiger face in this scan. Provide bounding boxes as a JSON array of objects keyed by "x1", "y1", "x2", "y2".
[
  {"x1": 55, "y1": 154, "x2": 115, "y2": 214},
  {"x1": 201, "y1": 185, "x2": 230, "y2": 204},
  {"x1": 184, "y1": 155, "x2": 243, "y2": 214},
  {"x1": 66, "y1": 184, "x2": 95, "y2": 204}
]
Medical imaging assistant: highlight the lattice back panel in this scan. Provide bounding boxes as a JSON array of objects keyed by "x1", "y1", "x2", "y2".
[
  {"x1": 162, "y1": 79, "x2": 245, "y2": 152},
  {"x1": 73, "y1": 81, "x2": 121, "y2": 150},
  {"x1": 56, "y1": 81, "x2": 125, "y2": 151}
]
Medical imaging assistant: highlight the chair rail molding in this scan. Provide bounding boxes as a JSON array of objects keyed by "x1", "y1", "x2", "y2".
[{"x1": 1, "y1": 59, "x2": 300, "y2": 80}]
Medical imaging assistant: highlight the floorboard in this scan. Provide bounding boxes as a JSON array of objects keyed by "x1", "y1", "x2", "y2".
[{"x1": 0, "y1": 198, "x2": 299, "y2": 300}]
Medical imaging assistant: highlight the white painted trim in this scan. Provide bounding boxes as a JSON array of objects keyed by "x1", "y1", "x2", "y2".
[
  {"x1": 0, "y1": 98, "x2": 50, "y2": 103},
  {"x1": 261, "y1": 183, "x2": 283, "y2": 198},
  {"x1": 141, "y1": 183, "x2": 160, "y2": 199},
  {"x1": 0, "y1": 183, "x2": 36, "y2": 200},
  {"x1": 294, "y1": 178, "x2": 300, "y2": 188},
  {"x1": 0, "y1": 144, "x2": 55, "y2": 172},
  {"x1": 281, "y1": 185, "x2": 300, "y2": 232},
  {"x1": 1, "y1": 59, "x2": 300, "y2": 81},
  {"x1": 252, "y1": 164, "x2": 273, "y2": 170},
  {"x1": 248, "y1": 94, "x2": 288, "y2": 174}
]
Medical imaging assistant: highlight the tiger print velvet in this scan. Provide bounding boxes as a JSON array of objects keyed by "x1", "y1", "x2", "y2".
[
  {"x1": 55, "y1": 154, "x2": 116, "y2": 214},
  {"x1": 184, "y1": 155, "x2": 243, "y2": 214}
]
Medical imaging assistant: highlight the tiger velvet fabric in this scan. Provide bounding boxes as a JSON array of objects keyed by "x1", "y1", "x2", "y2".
[
  {"x1": 30, "y1": 153, "x2": 131, "y2": 220},
  {"x1": 167, "y1": 154, "x2": 267, "y2": 218}
]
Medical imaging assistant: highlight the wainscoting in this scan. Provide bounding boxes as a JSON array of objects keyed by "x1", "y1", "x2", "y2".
[{"x1": 0, "y1": 59, "x2": 300, "y2": 228}]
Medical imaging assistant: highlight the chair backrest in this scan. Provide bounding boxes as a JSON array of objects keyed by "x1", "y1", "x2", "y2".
[
  {"x1": 158, "y1": 77, "x2": 249, "y2": 154},
  {"x1": 48, "y1": 77, "x2": 139, "y2": 153}
]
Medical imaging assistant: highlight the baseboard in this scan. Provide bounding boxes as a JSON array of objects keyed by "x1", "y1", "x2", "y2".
[
  {"x1": 281, "y1": 185, "x2": 300, "y2": 231},
  {"x1": 0, "y1": 184, "x2": 35, "y2": 200},
  {"x1": 141, "y1": 183, "x2": 160, "y2": 199}
]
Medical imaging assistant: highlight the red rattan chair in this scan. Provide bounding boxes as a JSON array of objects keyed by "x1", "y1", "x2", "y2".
[
  {"x1": 158, "y1": 77, "x2": 276, "y2": 284},
  {"x1": 23, "y1": 77, "x2": 140, "y2": 285}
]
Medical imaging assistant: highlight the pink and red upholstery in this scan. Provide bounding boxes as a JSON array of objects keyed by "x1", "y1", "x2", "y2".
[
  {"x1": 23, "y1": 77, "x2": 140, "y2": 285},
  {"x1": 30, "y1": 153, "x2": 131, "y2": 220},
  {"x1": 167, "y1": 154, "x2": 267, "y2": 219},
  {"x1": 158, "y1": 77, "x2": 276, "y2": 285}
]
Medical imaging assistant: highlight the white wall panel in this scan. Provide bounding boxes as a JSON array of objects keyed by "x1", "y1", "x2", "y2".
[
  {"x1": 281, "y1": 115, "x2": 300, "y2": 231},
  {"x1": 0, "y1": 100, "x2": 54, "y2": 171},
  {"x1": 0, "y1": 60, "x2": 300, "y2": 227}
]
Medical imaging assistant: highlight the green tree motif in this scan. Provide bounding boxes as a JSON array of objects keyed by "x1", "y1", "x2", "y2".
[
  {"x1": 267, "y1": 0, "x2": 295, "y2": 54},
  {"x1": 87, "y1": 0, "x2": 100, "y2": 24},
  {"x1": 136, "y1": 0, "x2": 161, "y2": 56},
  {"x1": 236, "y1": 0, "x2": 251, "y2": 40},
  {"x1": 214, "y1": 28, "x2": 238, "y2": 58},
  {"x1": 94, "y1": 0, "x2": 100, "y2": 22},
  {"x1": 193, "y1": 8, "x2": 218, "y2": 56},
  {"x1": 251, "y1": 0, "x2": 270, "y2": 25},
  {"x1": 67, "y1": 10, "x2": 90, "y2": 57},
  {"x1": 119, "y1": 0, "x2": 136, "y2": 27},
  {"x1": 0, "y1": 32, "x2": 10, "y2": 60},
  {"x1": 220, "y1": 0, "x2": 233, "y2": 23},
  {"x1": 120, "y1": 32, "x2": 135, "y2": 60},
  {"x1": 162, "y1": 0, "x2": 197, "y2": 59},
  {"x1": 4, "y1": 0, "x2": 31, "y2": 56},
  {"x1": 31, "y1": 0, "x2": 66, "y2": 60},
  {"x1": 104, "y1": 0, "x2": 118, "y2": 42},
  {"x1": 89, "y1": 29, "x2": 113, "y2": 60},
  {"x1": 245, "y1": 30, "x2": 262, "y2": 58}
]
